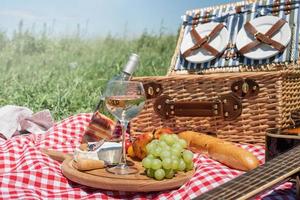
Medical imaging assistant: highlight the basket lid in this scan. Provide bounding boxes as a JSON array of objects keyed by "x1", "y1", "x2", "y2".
[{"x1": 168, "y1": 0, "x2": 300, "y2": 75}]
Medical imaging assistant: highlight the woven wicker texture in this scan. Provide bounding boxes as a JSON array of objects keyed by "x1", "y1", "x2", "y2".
[
  {"x1": 132, "y1": 70, "x2": 300, "y2": 145},
  {"x1": 131, "y1": 0, "x2": 300, "y2": 145}
]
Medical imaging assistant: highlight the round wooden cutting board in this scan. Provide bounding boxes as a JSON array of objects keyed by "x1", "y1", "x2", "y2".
[{"x1": 61, "y1": 158, "x2": 195, "y2": 192}]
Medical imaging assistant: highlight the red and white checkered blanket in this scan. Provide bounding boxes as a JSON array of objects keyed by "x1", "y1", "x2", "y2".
[{"x1": 0, "y1": 113, "x2": 296, "y2": 199}]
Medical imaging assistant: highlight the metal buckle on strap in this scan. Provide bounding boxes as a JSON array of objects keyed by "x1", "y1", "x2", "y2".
[
  {"x1": 204, "y1": 35, "x2": 211, "y2": 43},
  {"x1": 194, "y1": 36, "x2": 210, "y2": 49},
  {"x1": 254, "y1": 32, "x2": 260, "y2": 39},
  {"x1": 254, "y1": 32, "x2": 264, "y2": 42},
  {"x1": 195, "y1": 43, "x2": 202, "y2": 48},
  {"x1": 254, "y1": 32, "x2": 271, "y2": 44}
]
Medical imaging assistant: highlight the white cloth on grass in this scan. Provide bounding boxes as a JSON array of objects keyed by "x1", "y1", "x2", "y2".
[{"x1": 0, "y1": 105, "x2": 54, "y2": 139}]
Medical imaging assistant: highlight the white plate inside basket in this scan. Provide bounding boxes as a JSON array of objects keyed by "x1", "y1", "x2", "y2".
[
  {"x1": 236, "y1": 16, "x2": 291, "y2": 60},
  {"x1": 180, "y1": 22, "x2": 229, "y2": 63}
]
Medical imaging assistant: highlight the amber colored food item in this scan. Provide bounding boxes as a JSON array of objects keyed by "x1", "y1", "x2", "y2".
[
  {"x1": 74, "y1": 159, "x2": 105, "y2": 171},
  {"x1": 178, "y1": 131, "x2": 259, "y2": 171},
  {"x1": 132, "y1": 132, "x2": 154, "y2": 160},
  {"x1": 127, "y1": 145, "x2": 135, "y2": 158},
  {"x1": 178, "y1": 131, "x2": 225, "y2": 152},
  {"x1": 208, "y1": 142, "x2": 259, "y2": 171}
]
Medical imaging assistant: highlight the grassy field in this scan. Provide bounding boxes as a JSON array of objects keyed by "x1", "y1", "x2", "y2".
[{"x1": 0, "y1": 31, "x2": 177, "y2": 120}]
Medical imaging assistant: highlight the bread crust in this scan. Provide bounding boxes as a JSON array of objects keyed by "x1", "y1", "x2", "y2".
[
  {"x1": 178, "y1": 131, "x2": 259, "y2": 171},
  {"x1": 74, "y1": 159, "x2": 105, "y2": 171},
  {"x1": 208, "y1": 142, "x2": 259, "y2": 171}
]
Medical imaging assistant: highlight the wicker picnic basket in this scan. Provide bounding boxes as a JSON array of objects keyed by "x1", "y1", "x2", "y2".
[{"x1": 131, "y1": 0, "x2": 300, "y2": 145}]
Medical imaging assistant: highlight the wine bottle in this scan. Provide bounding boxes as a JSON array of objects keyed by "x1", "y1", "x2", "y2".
[
  {"x1": 108, "y1": 53, "x2": 140, "y2": 83},
  {"x1": 94, "y1": 53, "x2": 140, "y2": 112},
  {"x1": 93, "y1": 54, "x2": 139, "y2": 141}
]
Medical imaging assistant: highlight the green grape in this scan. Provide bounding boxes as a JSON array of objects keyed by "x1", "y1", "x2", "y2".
[
  {"x1": 171, "y1": 134, "x2": 179, "y2": 141},
  {"x1": 153, "y1": 146, "x2": 162, "y2": 157},
  {"x1": 171, "y1": 148, "x2": 181, "y2": 157},
  {"x1": 146, "y1": 154, "x2": 155, "y2": 159},
  {"x1": 151, "y1": 159, "x2": 162, "y2": 170},
  {"x1": 160, "y1": 150, "x2": 171, "y2": 159},
  {"x1": 182, "y1": 150, "x2": 194, "y2": 163},
  {"x1": 172, "y1": 143, "x2": 183, "y2": 152},
  {"x1": 148, "y1": 148, "x2": 156, "y2": 157},
  {"x1": 171, "y1": 154, "x2": 179, "y2": 160},
  {"x1": 159, "y1": 134, "x2": 168, "y2": 142},
  {"x1": 146, "y1": 168, "x2": 155, "y2": 178},
  {"x1": 178, "y1": 139, "x2": 188, "y2": 149},
  {"x1": 146, "y1": 142, "x2": 156, "y2": 153},
  {"x1": 171, "y1": 158, "x2": 179, "y2": 170},
  {"x1": 151, "y1": 139, "x2": 159, "y2": 145},
  {"x1": 142, "y1": 157, "x2": 153, "y2": 169},
  {"x1": 178, "y1": 158, "x2": 186, "y2": 171},
  {"x1": 165, "y1": 134, "x2": 175, "y2": 146},
  {"x1": 164, "y1": 145, "x2": 171, "y2": 151},
  {"x1": 159, "y1": 140, "x2": 168, "y2": 148},
  {"x1": 154, "y1": 169, "x2": 165, "y2": 180},
  {"x1": 185, "y1": 161, "x2": 194, "y2": 171},
  {"x1": 146, "y1": 142, "x2": 157, "y2": 156},
  {"x1": 162, "y1": 157, "x2": 172, "y2": 169},
  {"x1": 164, "y1": 169, "x2": 175, "y2": 179}
]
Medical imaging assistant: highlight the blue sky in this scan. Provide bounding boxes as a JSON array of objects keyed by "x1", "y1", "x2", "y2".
[{"x1": 0, "y1": 0, "x2": 239, "y2": 38}]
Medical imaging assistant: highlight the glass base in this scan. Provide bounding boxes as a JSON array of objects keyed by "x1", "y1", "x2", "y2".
[{"x1": 106, "y1": 164, "x2": 138, "y2": 175}]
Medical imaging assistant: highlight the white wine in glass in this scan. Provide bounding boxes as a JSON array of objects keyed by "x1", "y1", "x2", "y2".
[{"x1": 104, "y1": 80, "x2": 146, "y2": 175}]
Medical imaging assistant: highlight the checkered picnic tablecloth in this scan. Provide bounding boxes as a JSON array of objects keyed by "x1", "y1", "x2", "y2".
[{"x1": 0, "y1": 113, "x2": 296, "y2": 199}]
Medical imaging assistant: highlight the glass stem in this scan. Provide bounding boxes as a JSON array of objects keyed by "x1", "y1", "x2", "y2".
[{"x1": 120, "y1": 120, "x2": 129, "y2": 165}]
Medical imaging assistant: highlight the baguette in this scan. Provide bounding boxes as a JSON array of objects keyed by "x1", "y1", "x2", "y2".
[
  {"x1": 178, "y1": 131, "x2": 227, "y2": 152},
  {"x1": 42, "y1": 149, "x2": 106, "y2": 171},
  {"x1": 208, "y1": 142, "x2": 259, "y2": 171},
  {"x1": 178, "y1": 131, "x2": 259, "y2": 171},
  {"x1": 74, "y1": 159, "x2": 105, "y2": 171}
]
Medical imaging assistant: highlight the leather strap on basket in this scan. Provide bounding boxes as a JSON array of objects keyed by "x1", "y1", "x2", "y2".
[
  {"x1": 239, "y1": 19, "x2": 286, "y2": 54},
  {"x1": 182, "y1": 23, "x2": 225, "y2": 58},
  {"x1": 154, "y1": 93, "x2": 242, "y2": 121}
]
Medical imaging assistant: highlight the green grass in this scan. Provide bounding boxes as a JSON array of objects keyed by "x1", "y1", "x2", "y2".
[{"x1": 0, "y1": 31, "x2": 177, "y2": 120}]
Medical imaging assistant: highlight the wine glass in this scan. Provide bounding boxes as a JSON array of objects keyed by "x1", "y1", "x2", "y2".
[{"x1": 104, "y1": 80, "x2": 146, "y2": 175}]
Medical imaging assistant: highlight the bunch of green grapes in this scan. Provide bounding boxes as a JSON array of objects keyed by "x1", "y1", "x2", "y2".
[{"x1": 142, "y1": 134, "x2": 194, "y2": 180}]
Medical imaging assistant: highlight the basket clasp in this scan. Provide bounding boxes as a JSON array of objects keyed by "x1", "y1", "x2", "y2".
[
  {"x1": 231, "y1": 79, "x2": 259, "y2": 98},
  {"x1": 154, "y1": 93, "x2": 242, "y2": 121}
]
